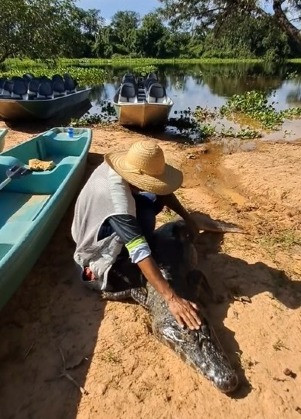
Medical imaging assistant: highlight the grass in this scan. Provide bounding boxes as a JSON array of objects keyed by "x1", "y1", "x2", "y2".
[
  {"x1": 259, "y1": 229, "x2": 301, "y2": 253},
  {"x1": 273, "y1": 339, "x2": 289, "y2": 351},
  {"x1": 100, "y1": 350, "x2": 121, "y2": 364}
]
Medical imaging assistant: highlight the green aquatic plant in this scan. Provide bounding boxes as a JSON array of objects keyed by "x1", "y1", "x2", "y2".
[
  {"x1": 221, "y1": 127, "x2": 261, "y2": 139},
  {"x1": 0, "y1": 59, "x2": 107, "y2": 86},
  {"x1": 131, "y1": 65, "x2": 158, "y2": 76},
  {"x1": 282, "y1": 107, "x2": 301, "y2": 118},
  {"x1": 220, "y1": 90, "x2": 301, "y2": 130},
  {"x1": 220, "y1": 91, "x2": 284, "y2": 129},
  {"x1": 199, "y1": 123, "x2": 216, "y2": 138}
]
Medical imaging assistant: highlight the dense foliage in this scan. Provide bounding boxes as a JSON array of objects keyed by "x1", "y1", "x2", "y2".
[{"x1": 0, "y1": 0, "x2": 300, "y2": 64}]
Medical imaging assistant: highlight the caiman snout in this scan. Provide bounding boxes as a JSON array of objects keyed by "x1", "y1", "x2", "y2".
[
  {"x1": 198, "y1": 333, "x2": 239, "y2": 394},
  {"x1": 216, "y1": 373, "x2": 239, "y2": 394}
]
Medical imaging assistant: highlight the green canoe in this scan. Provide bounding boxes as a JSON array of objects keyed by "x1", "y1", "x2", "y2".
[
  {"x1": 0, "y1": 128, "x2": 8, "y2": 152},
  {"x1": 0, "y1": 127, "x2": 92, "y2": 310}
]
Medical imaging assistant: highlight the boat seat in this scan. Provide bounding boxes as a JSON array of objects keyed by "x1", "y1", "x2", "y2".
[
  {"x1": 146, "y1": 72, "x2": 158, "y2": 81},
  {"x1": 64, "y1": 75, "x2": 77, "y2": 93},
  {"x1": 122, "y1": 73, "x2": 136, "y2": 85},
  {"x1": 144, "y1": 77, "x2": 157, "y2": 90},
  {"x1": 147, "y1": 83, "x2": 166, "y2": 103},
  {"x1": 52, "y1": 79, "x2": 66, "y2": 97},
  {"x1": 28, "y1": 79, "x2": 40, "y2": 99},
  {"x1": 0, "y1": 77, "x2": 7, "y2": 90},
  {"x1": 37, "y1": 81, "x2": 53, "y2": 99},
  {"x1": 0, "y1": 221, "x2": 36, "y2": 245},
  {"x1": 0, "y1": 193, "x2": 50, "y2": 227},
  {"x1": 52, "y1": 74, "x2": 64, "y2": 82},
  {"x1": 12, "y1": 79, "x2": 28, "y2": 99},
  {"x1": 0, "y1": 80, "x2": 13, "y2": 98},
  {"x1": 39, "y1": 75, "x2": 51, "y2": 83},
  {"x1": 119, "y1": 82, "x2": 137, "y2": 103},
  {"x1": 23, "y1": 73, "x2": 34, "y2": 82}
]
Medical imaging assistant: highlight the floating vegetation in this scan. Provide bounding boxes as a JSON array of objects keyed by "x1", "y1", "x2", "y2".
[
  {"x1": 0, "y1": 58, "x2": 107, "y2": 86},
  {"x1": 131, "y1": 65, "x2": 158, "y2": 76},
  {"x1": 221, "y1": 127, "x2": 262, "y2": 139},
  {"x1": 220, "y1": 90, "x2": 301, "y2": 130},
  {"x1": 71, "y1": 100, "x2": 117, "y2": 126}
]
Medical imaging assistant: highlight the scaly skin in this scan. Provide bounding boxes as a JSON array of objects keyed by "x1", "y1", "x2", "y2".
[{"x1": 101, "y1": 220, "x2": 239, "y2": 393}]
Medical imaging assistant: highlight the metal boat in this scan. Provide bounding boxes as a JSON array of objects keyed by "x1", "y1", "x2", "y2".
[
  {"x1": 0, "y1": 74, "x2": 91, "y2": 120},
  {"x1": 0, "y1": 127, "x2": 92, "y2": 310},
  {"x1": 113, "y1": 73, "x2": 173, "y2": 128}
]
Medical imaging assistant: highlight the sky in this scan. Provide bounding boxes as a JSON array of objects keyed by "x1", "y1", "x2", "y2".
[{"x1": 77, "y1": 0, "x2": 161, "y2": 19}]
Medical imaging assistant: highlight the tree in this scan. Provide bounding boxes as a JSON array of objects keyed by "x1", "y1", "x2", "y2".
[
  {"x1": 158, "y1": 0, "x2": 301, "y2": 52},
  {"x1": 93, "y1": 27, "x2": 113, "y2": 58},
  {"x1": 0, "y1": 0, "x2": 104, "y2": 63},
  {"x1": 0, "y1": 0, "x2": 28, "y2": 63},
  {"x1": 110, "y1": 11, "x2": 140, "y2": 55},
  {"x1": 137, "y1": 13, "x2": 168, "y2": 57}
]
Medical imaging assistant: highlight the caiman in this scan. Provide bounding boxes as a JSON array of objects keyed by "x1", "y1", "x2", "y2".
[{"x1": 100, "y1": 219, "x2": 239, "y2": 394}]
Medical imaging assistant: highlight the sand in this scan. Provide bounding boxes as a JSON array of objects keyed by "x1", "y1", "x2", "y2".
[{"x1": 0, "y1": 121, "x2": 300, "y2": 419}]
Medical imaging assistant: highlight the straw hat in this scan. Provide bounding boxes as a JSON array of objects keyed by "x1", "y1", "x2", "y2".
[{"x1": 105, "y1": 140, "x2": 183, "y2": 195}]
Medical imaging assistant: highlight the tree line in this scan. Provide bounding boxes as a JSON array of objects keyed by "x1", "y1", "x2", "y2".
[{"x1": 1, "y1": 0, "x2": 300, "y2": 64}]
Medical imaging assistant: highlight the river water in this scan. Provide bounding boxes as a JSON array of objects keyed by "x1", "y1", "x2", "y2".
[{"x1": 86, "y1": 62, "x2": 301, "y2": 142}]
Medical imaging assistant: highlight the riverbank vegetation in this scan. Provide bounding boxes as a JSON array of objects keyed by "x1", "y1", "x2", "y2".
[{"x1": 1, "y1": 0, "x2": 301, "y2": 66}]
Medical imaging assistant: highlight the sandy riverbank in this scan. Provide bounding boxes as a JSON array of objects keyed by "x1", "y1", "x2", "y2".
[{"x1": 0, "y1": 121, "x2": 300, "y2": 418}]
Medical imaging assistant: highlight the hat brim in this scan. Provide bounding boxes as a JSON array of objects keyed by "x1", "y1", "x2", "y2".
[{"x1": 105, "y1": 150, "x2": 183, "y2": 195}]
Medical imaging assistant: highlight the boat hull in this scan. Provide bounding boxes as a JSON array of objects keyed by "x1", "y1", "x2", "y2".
[
  {"x1": 0, "y1": 128, "x2": 7, "y2": 152},
  {"x1": 0, "y1": 89, "x2": 91, "y2": 120},
  {"x1": 113, "y1": 99, "x2": 173, "y2": 128},
  {"x1": 0, "y1": 128, "x2": 92, "y2": 310}
]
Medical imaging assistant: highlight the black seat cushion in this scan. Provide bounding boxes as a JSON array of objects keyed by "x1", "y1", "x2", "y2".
[
  {"x1": 13, "y1": 79, "x2": 28, "y2": 96},
  {"x1": 3, "y1": 80, "x2": 13, "y2": 93},
  {"x1": 122, "y1": 73, "x2": 136, "y2": 84},
  {"x1": 64, "y1": 77, "x2": 76, "y2": 92},
  {"x1": 52, "y1": 74, "x2": 64, "y2": 82},
  {"x1": 148, "y1": 83, "x2": 166, "y2": 99},
  {"x1": 0, "y1": 78, "x2": 7, "y2": 89},
  {"x1": 53, "y1": 79, "x2": 66, "y2": 94},
  {"x1": 145, "y1": 77, "x2": 157, "y2": 90},
  {"x1": 28, "y1": 79, "x2": 40, "y2": 93},
  {"x1": 23, "y1": 73, "x2": 34, "y2": 81},
  {"x1": 120, "y1": 82, "x2": 136, "y2": 100},
  {"x1": 38, "y1": 81, "x2": 53, "y2": 97}
]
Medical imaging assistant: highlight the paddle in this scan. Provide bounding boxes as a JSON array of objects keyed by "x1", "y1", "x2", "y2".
[{"x1": 0, "y1": 165, "x2": 31, "y2": 191}]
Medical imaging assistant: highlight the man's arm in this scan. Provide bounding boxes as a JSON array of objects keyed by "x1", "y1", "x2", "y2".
[
  {"x1": 107, "y1": 215, "x2": 201, "y2": 330},
  {"x1": 137, "y1": 256, "x2": 201, "y2": 330},
  {"x1": 159, "y1": 193, "x2": 199, "y2": 238}
]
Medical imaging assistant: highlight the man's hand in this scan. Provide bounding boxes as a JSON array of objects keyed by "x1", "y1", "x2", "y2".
[
  {"x1": 166, "y1": 292, "x2": 201, "y2": 330},
  {"x1": 161, "y1": 194, "x2": 199, "y2": 240},
  {"x1": 138, "y1": 256, "x2": 201, "y2": 330}
]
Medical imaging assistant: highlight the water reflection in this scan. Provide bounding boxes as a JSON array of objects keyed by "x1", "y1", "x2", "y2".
[{"x1": 86, "y1": 62, "x2": 301, "y2": 119}]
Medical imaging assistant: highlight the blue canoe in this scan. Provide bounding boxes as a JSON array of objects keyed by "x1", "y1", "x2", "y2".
[
  {"x1": 0, "y1": 128, "x2": 8, "y2": 152},
  {"x1": 0, "y1": 127, "x2": 92, "y2": 310}
]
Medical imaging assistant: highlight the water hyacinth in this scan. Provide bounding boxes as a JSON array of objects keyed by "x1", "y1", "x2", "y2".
[{"x1": 220, "y1": 90, "x2": 301, "y2": 130}]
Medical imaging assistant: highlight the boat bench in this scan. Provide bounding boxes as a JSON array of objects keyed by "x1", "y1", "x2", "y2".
[{"x1": 0, "y1": 154, "x2": 80, "y2": 194}]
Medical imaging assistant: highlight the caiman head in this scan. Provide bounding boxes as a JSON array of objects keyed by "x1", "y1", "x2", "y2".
[{"x1": 153, "y1": 311, "x2": 239, "y2": 394}]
